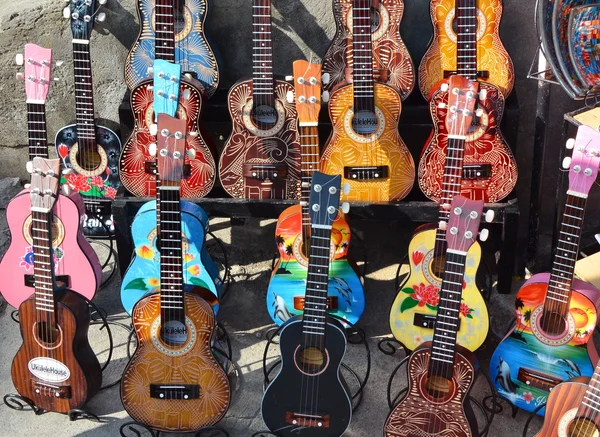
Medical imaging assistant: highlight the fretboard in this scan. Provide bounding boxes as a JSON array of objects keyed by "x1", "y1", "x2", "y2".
[
  {"x1": 72, "y1": 41, "x2": 97, "y2": 157},
  {"x1": 31, "y1": 210, "x2": 56, "y2": 322},
  {"x1": 428, "y1": 251, "x2": 468, "y2": 380},
  {"x1": 578, "y1": 360, "x2": 600, "y2": 419},
  {"x1": 543, "y1": 193, "x2": 587, "y2": 318},
  {"x1": 252, "y1": 0, "x2": 274, "y2": 107},
  {"x1": 352, "y1": 0, "x2": 375, "y2": 113},
  {"x1": 154, "y1": 0, "x2": 176, "y2": 62},
  {"x1": 455, "y1": 0, "x2": 478, "y2": 80},
  {"x1": 300, "y1": 125, "x2": 320, "y2": 246},
  {"x1": 27, "y1": 103, "x2": 49, "y2": 159}
]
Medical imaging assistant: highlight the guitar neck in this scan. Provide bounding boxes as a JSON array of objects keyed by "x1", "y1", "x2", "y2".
[
  {"x1": 428, "y1": 250, "x2": 468, "y2": 380},
  {"x1": 455, "y1": 0, "x2": 478, "y2": 80},
  {"x1": 27, "y1": 103, "x2": 49, "y2": 159},
  {"x1": 72, "y1": 41, "x2": 96, "y2": 152},
  {"x1": 252, "y1": 0, "x2": 275, "y2": 106},
  {"x1": 300, "y1": 125, "x2": 320, "y2": 242},
  {"x1": 31, "y1": 210, "x2": 56, "y2": 323},
  {"x1": 154, "y1": 0, "x2": 176, "y2": 62},
  {"x1": 352, "y1": 0, "x2": 375, "y2": 113}
]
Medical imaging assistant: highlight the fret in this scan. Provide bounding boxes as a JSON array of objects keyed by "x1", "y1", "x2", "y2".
[
  {"x1": 251, "y1": 0, "x2": 274, "y2": 105},
  {"x1": 455, "y1": 0, "x2": 478, "y2": 79},
  {"x1": 351, "y1": 0, "x2": 375, "y2": 113}
]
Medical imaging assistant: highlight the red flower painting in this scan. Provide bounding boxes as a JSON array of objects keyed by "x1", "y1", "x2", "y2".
[
  {"x1": 411, "y1": 283, "x2": 440, "y2": 307},
  {"x1": 105, "y1": 187, "x2": 117, "y2": 199},
  {"x1": 411, "y1": 250, "x2": 425, "y2": 266},
  {"x1": 90, "y1": 176, "x2": 105, "y2": 189},
  {"x1": 66, "y1": 173, "x2": 90, "y2": 193},
  {"x1": 57, "y1": 143, "x2": 69, "y2": 159}
]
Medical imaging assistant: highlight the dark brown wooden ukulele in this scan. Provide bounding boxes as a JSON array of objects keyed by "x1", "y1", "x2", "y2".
[{"x1": 11, "y1": 157, "x2": 102, "y2": 413}]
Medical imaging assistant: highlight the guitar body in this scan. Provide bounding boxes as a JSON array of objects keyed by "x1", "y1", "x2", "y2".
[
  {"x1": 419, "y1": 81, "x2": 517, "y2": 202},
  {"x1": 418, "y1": 0, "x2": 514, "y2": 99},
  {"x1": 489, "y1": 273, "x2": 600, "y2": 415},
  {"x1": 389, "y1": 223, "x2": 487, "y2": 351},
  {"x1": 11, "y1": 289, "x2": 102, "y2": 412},
  {"x1": 119, "y1": 78, "x2": 216, "y2": 198},
  {"x1": 322, "y1": 0, "x2": 414, "y2": 99},
  {"x1": 266, "y1": 204, "x2": 365, "y2": 326},
  {"x1": 219, "y1": 79, "x2": 301, "y2": 199},
  {"x1": 320, "y1": 82, "x2": 415, "y2": 201},
  {"x1": 124, "y1": 0, "x2": 219, "y2": 97},
  {"x1": 0, "y1": 189, "x2": 100, "y2": 308},
  {"x1": 261, "y1": 317, "x2": 352, "y2": 436},
  {"x1": 121, "y1": 292, "x2": 230, "y2": 432},
  {"x1": 384, "y1": 344, "x2": 477, "y2": 437},
  {"x1": 120, "y1": 200, "x2": 219, "y2": 315}
]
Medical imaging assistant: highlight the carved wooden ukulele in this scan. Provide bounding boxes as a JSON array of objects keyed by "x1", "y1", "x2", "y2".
[
  {"x1": 218, "y1": 0, "x2": 301, "y2": 199},
  {"x1": 385, "y1": 196, "x2": 485, "y2": 437},
  {"x1": 11, "y1": 157, "x2": 102, "y2": 413},
  {"x1": 418, "y1": 0, "x2": 514, "y2": 99},
  {"x1": 322, "y1": 0, "x2": 415, "y2": 100},
  {"x1": 120, "y1": 114, "x2": 230, "y2": 432},
  {"x1": 390, "y1": 75, "x2": 490, "y2": 352},
  {"x1": 320, "y1": 0, "x2": 414, "y2": 202}
]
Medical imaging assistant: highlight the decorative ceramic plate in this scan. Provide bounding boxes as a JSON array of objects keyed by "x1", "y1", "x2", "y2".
[{"x1": 569, "y1": 4, "x2": 600, "y2": 90}]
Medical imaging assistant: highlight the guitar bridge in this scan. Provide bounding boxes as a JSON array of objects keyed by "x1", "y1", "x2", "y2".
[
  {"x1": 294, "y1": 296, "x2": 338, "y2": 311},
  {"x1": 32, "y1": 381, "x2": 71, "y2": 399},
  {"x1": 517, "y1": 367, "x2": 563, "y2": 391},
  {"x1": 443, "y1": 70, "x2": 489, "y2": 79},
  {"x1": 243, "y1": 164, "x2": 288, "y2": 182},
  {"x1": 285, "y1": 412, "x2": 330, "y2": 428},
  {"x1": 463, "y1": 164, "x2": 492, "y2": 180},
  {"x1": 145, "y1": 161, "x2": 191, "y2": 178},
  {"x1": 150, "y1": 384, "x2": 200, "y2": 400},
  {"x1": 344, "y1": 166, "x2": 389, "y2": 181},
  {"x1": 413, "y1": 313, "x2": 461, "y2": 330}
]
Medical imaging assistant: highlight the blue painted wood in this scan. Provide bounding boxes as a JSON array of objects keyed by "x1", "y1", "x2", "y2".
[{"x1": 153, "y1": 60, "x2": 182, "y2": 118}]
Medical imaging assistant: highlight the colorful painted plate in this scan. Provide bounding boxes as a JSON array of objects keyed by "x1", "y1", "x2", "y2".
[{"x1": 569, "y1": 4, "x2": 600, "y2": 90}]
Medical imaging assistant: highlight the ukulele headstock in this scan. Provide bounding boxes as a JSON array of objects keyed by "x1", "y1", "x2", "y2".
[
  {"x1": 29, "y1": 157, "x2": 61, "y2": 213},
  {"x1": 156, "y1": 113, "x2": 187, "y2": 188},
  {"x1": 564, "y1": 125, "x2": 600, "y2": 198},
  {"x1": 292, "y1": 60, "x2": 322, "y2": 126},
  {"x1": 445, "y1": 195, "x2": 485, "y2": 254},
  {"x1": 309, "y1": 172, "x2": 342, "y2": 229},
  {"x1": 64, "y1": 0, "x2": 107, "y2": 39},
  {"x1": 444, "y1": 75, "x2": 479, "y2": 137},
  {"x1": 18, "y1": 44, "x2": 53, "y2": 104},
  {"x1": 153, "y1": 60, "x2": 181, "y2": 119}
]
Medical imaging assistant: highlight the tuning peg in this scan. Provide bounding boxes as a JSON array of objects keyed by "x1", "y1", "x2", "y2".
[
  {"x1": 479, "y1": 228, "x2": 490, "y2": 242},
  {"x1": 341, "y1": 202, "x2": 350, "y2": 214},
  {"x1": 566, "y1": 138, "x2": 575, "y2": 150},
  {"x1": 297, "y1": 96, "x2": 306, "y2": 103},
  {"x1": 300, "y1": 201, "x2": 309, "y2": 207},
  {"x1": 99, "y1": 0, "x2": 107, "y2": 4},
  {"x1": 308, "y1": 96, "x2": 317, "y2": 104},
  {"x1": 148, "y1": 143, "x2": 157, "y2": 156},
  {"x1": 187, "y1": 148, "x2": 196, "y2": 160},
  {"x1": 322, "y1": 91, "x2": 330, "y2": 103},
  {"x1": 342, "y1": 182, "x2": 350, "y2": 195},
  {"x1": 147, "y1": 66, "x2": 154, "y2": 75},
  {"x1": 187, "y1": 131, "x2": 198, "y2": 137},
  {"x1": 24, "y1": 183, "x2": 31, "y2": 189},
  {"x1": 26, "y1": 161, "x2": 33, "y2": 173},
  {"x1": 440, "y1": 83, "x2": 449, "y2": 92},
  {"x1": 484, "y1": 210, "x2": 495, "y2": 223},
  {"x1": 149, "y1": 124, "x2": 158, "y2": 136},
  {"x1": 301, "y1": 182, "x2": 310, "y2": 188},
  {"x1": 62, "y1": 168, "x2": 73, "y2": 176},
  {"x1": 439, "y1": 221, "x2": 447, "y2": 231},
  {"x1": 286, "y1": 90, "x2": 294, "y2": 103},
  {"x1": 562, "y1": 156, "x2": 572, "y2": 169},
  {"x1": 62, "y1": 7, "x2": 71, "y2": 19},
  {"x1": 15, "y1": 73, "x2": 24, "y2": 81},
  {"x1": 441, "y1": 203, "x2": 451, "y2": 210},
  {"x1": 322, "y1": 73, "x2": 330, "y2": 85},
  {"x1": 62, "y1": 184, "x2": 72, "y2": 196},
  {"x1": 285, "y1": 75, "x2": 293, "y2": 81},
  {"x1": 475, "y1": 108, "x2": 484, "y2": 117},
  {"x1": 297, "y1": 77, "x2": 305, "y2": 85},
  {"x1": 96, "y1": 12, "x2": 106, "y2": 23},
  {"x1": 309, "y1": 77, "x2": 318, "y2": 85},
  {"x1": 438, "y1": 103, "x2": 447, "y2": 109},
  {"x1": 479, "y1": 89, "x2": 487, "y2": 101},
  {"x1": 591, "y1": 149, "x2": 600, "y2": 157},
  {"x1": 15, "y1": 53, "x2": 24, "y2": 66}
]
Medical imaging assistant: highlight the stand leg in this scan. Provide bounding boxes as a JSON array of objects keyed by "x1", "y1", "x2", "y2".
[
  {"x1": 68, "y1": 408, "x2": 101, "y2": 422},
  {"x1": 119, "y1": 421, "x2": 159, "y2": 437},
  {"x1": 3, "y1": 393, "x2": 44, "y2": 416}
]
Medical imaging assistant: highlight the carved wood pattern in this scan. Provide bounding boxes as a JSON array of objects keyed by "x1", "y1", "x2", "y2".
[
  {"x1": 320, "y1": 82, "x2": 414, "y2": 201},
  {"x1": 119, "y1": 79, "x2": 216, "y2": 198},
  {"x1": 121, "y1": 293, "x2": 230, "y2": 432},
  {"x1": 534, "y1": 380, "x2": 588, "y2": 437},
  {"x1": 418, "y1": 82, "x2": 517, "y2": 203},
  {"x1": 384, "y1": 347, "x2": 474, "y2": 437},
  {"x1": 322, "y1": 0, "x2": 415, "y2": 100}
]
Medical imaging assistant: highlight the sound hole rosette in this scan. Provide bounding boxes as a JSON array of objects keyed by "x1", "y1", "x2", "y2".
[
  {"x1": 150, "y1": 5, "x2": 193, "y2": 42},
  {"x1": 417, "y1": 372, "x2": 457, "y2": 405},
  {"x1": 346, "y1": 3, "x2": 390, "y2": 40},
  {"x1": 423, "y1": 249, "x2": 443, "y2": 289},
  {"x1": 32, "y1": 322, "x2": 63, "y2": 350},
  {"x1": 444, "y1": 8, "x2": 487, "y2": 44},
  {"x1": 529, "y1": 305, "x2": 576, "y2": 346},
  {"x1": 150, "y1": 316, "x2": 197, "y2": 357},
  {"x1": 343, "y1": 106, "x2": 385, "y2": 143},
  {"x1": 558, "y1": 407, "x2": 600, "y2": 437},
  {"x1": 68, "y1": 142, "x2": 109, "y2": 177},
  {"x1": 293, "y1": 344, "x2": 330, "y2": 377},
  {"x1": 292, "y1": 235, "x2": 336, "y2": 268},
  {"x1": 242, "y1": 99, "x2": 285, "y2": 137},
  {"x1": 23, "y1": 214, "x2": 65, "y2": 248}
]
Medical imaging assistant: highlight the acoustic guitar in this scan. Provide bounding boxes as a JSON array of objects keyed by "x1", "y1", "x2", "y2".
[
  {"x1": 11, "y1": 157, "x2": 102, "y2": 413},
  {"x1": 390, "y1": 75, "x2": 490, "y2": 352},
  {"x1": 261, "y1": 171, "x2": 353, "y2": 437},
  {"x1": 121, "y1": 114, "x2": 230, "y2": 432},
  {"x1": 55, "y1": 0, "x2": 122, "y2": 238},
  {"x1": 218, "y1": 0, "x2": 301, "y2": 200},
  {"x1": 384, "y1": 195, "x2": 486, "y2": 437},
  {"x1": 266, "y1": 60, "x2": 364, "y2": 326},
  {"x1": 320, "y1": 0, "x2": 414, "y2": 202},
  {"x1": 0, "y1": 44, "x2": 101, "y2": 309},
  {"x1": 490, "y1": 125, "x2": 600, "y2": 415},
  {"x1": 418, "y1": 0, "x2": 514, "y2": 99}
]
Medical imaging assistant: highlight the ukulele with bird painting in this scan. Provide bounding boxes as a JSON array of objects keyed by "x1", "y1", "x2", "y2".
[
  {"x1": 55, "y1": 0, "x2": 122, "y2": 238},
  {"x1": 384, "y1": 195, "x2": 486, "y2": 437},
  {"x1": 0, "y1": 44, "x2": 101, "y2": 309},
  {"x1": 390, "y1": 75, "x2": 490, "y2": 352},
  {"x1": 218, "y1": 0, "x2": 301, "y2": 200},
  {"x1": 266, "y1": 60, "x2": 364, "y2": 326},
  {"x1": 322, "y1": 0, "x2": 415, "y2": 100},
  {"x1": 418, "y1": 0, "x2": 514, "y2": 99},
  {"x1": 11, "y1": 157, "x2": 102, "y2": 413},
  {"x1": 320, "y1": 0, "x2": 414, "y2": 202},
  {"x1": 261, "y1": 172, "x2": 353, "y2": 437},
  {"x1": 120, "y1": 114, "x2": 230, "y2": 432},
  {"x1": 489, "y1": 125, "x2": 600, "y2": 416}
]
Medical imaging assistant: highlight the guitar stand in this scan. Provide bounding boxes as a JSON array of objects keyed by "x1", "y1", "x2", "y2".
[
  {"x1": 119, "y1": 421, "x2": 230, "y2": 437},
  {"x1": 3, "y1": 393, "x2": 102, "y2": 423},
  {"x1": 207, "y1": 230, "x2": 233, "y2": 300},
  {"x1": 378, "y1": 337, "x2": 409, "y2": 357},
  {"x1": 521, "y1": 403, "x2": 546, "y2": 437}
]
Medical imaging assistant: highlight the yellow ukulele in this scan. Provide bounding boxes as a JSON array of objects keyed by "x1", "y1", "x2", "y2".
[
  {"x1": 320, "y1": 0, "x2": 414, "y2": 202},
  {"x1": 389, "y1": 75, "x2": 491, "y2": 352}
]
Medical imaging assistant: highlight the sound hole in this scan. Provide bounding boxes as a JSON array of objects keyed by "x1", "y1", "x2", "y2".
[
  {"x1": 352, "y1": 110, "x2": 378, "y2": 136},
  {"x1": 161, "y1": 320, "x2": 188, "y2": 347},
  {"x1": 296, "y1": 346, "x2": 326, "y2": 375},
  {"x1": 28, "y1": 218, "x2": 63, "y2": 247},
  {"x1": 430, "y1": 253, "x2": 446, "y2": 279},
  {"x1": 424, "y1": 375, "x2": 453, "y2": 399},
  {"x1": 452, "y1": 16, "x2": 480, "y2": 35},
  {"x1": 36, "y1": 321, "x2": 60, "y2": 345},
  {"x1": 370, "y1": 8, "x2": 380, "y2": 31},
  {"x1": 568, "y1": 418, "x2": 599, "y2": 437},
  {"x1": 252, "y1": 104, "x2": 278, "y2": 130},
  {"x1": 78, "y1": 147, "x2": 102, "y2": 172},
  {"x1": 539, "y1": 311, "x2": 567, "y2": 337}
]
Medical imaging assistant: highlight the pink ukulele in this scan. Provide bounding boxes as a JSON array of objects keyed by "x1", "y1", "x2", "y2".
[{"x1": 0, "y1": 44, "x2": 101, "y2": 308}]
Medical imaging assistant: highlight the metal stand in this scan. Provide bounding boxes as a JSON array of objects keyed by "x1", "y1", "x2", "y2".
[
  {"x1": 3, "y1": 394, "x2": 101, "y2": 423},
  {"x1": 521, "y1": 403, "x2": 546, "y2": 437},
  {"x1": 119, "y1": 421, "x2": 230, "y2": 437}
]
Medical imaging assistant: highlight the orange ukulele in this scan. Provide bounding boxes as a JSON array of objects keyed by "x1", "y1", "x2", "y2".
[
  {"x1": 320, "y1": 0, "x2": 414, "y2": 202},
  {"x1": 418, "y1": 0, "x2": 514, "y2": 100},
  {"x1": 120, "y1": 114, "x2": 230, "y2": 432}
]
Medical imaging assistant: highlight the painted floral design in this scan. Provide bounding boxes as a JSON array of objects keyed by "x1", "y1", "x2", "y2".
[
  {"x1": 60, "y1": 162, "x2": 114, "y2": 199},
  {"x1": 460, "y1": 302, "x2": 474, "y2": 319},
  {"x1": 19, "y1": 246, "x2": 63, "y2": 271},
  {"x1": 523, "y1": 391, "x2": 534, "y2": 404},
  {"x1": 399, "y1": 283, "x2": 440, "y2": 313},
  {"x1": 411, "y1": 250, "x2": 425, "y2": 266}
]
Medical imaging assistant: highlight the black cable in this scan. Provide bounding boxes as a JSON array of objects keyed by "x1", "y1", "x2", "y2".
[
  {"x1": 126, "y1": 328, "x2": 137, "y2": 359},
  {"x1": 216, "y1": 322, "x2": 232, "y2": 363},
  {"x1": 522, "y1": 404, "x2": 546, "y2": 437},
  {"x1": 378, "y1": 337, "x2": 406, "y2": 356},
  {"x1": 476, "y1": 370, "x2": 498, "y2": 437},
  {"x1": 84, "y1": 300, "x2": 113, "y2": 373},
  {"x1": 340, "y1": 363, "x2": 364, "y2": 412},
  {"x1": 387, "y1": 356, "x2": 411, "y2": 410},
  {"x1": 349, "y1": 226, "x2": 368, "y2": 279},
  {"x1": 207, "y1": 230, "x2": 232, "y2": 299},
  {"x1": 10, "y1": 310, "x2": 19, "y2": 323},
  {"x1": 393, "y1": 254, "x2": 408, "y2": 292},
  {"x1": 262, "y1": 325, "x2": 284, "y2": 386}
]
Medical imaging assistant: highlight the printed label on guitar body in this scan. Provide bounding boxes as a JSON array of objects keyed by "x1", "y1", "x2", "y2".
[
  {"x1": 28, "y1": 358, "x2": 70, "y2": 383},
  {"x1": 163, "y1": 320, "x2": 188, "y2": 346}
]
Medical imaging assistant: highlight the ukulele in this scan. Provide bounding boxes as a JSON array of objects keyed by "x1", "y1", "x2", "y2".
[
  {"x1": 418, "y1": 0, "x2": 514, "y2": 100},
  {"x1": 322, "y1": 0, "x2": 415, "y2": 100},
  {"x1": 0, "y1": 44, "x2": 101, "y2": 309},
  {"x1": 490, "y1": 125, "x2": 600, "y2": 415},
  {"x1": 261, "y1": 172, "x2": 353, "y2": 437},
  {"x1": 320, "y1": 0, "x2": 414, "y2": 202},
  {"x1": 535, "y1": 358, "x2": 600, "y2": 436},
  {"x1": 121, "y1": 114, "x2": 230, "y2": 432},
  {"x1": 218, "y1": 0, "x2": 301, "y2": 200},
  {"x1": 11, "y1": 157, "x2": 102, "y2": 413},
  {"x1": 121, "y1": 113, "x2": 219, "y2": 315},
  {"x1": 390, "y1": 75, "x2": 490, "y2": 352},
  {"x1": 55, "y1": 0, "x2": 122, "y2": 238},
  {"x1": 266, "y1": 60, "x2": 365, "y2": 326},
  {"x1": 124, "y1": 0, "x2": 219, "y2": 97},
  {"x1": 384, "y1": 195, "x2": 486, "y2": 437}
]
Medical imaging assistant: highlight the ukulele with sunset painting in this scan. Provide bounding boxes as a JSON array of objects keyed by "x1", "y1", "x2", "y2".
[
  {"x1": 322, "y1": 0, "x2": 415, "y2": 100},
  {"x1": 490, "y1": 125, "x2": 600, "y2": 416},
  {"x1": 320, "y1": 0, "x2": 414, "y2": 202},
  {"x1": 389, "y1": 75, "x2": 490, "y2": 352},
  {"x1": 0, "y1": 44, "x2": 101, "y2": 309},
  {"x1": 120, "y1": 114, "x2": 230, "y2": 432},
  {"x1": 266, "y1": 60, "x2": 364, "y2": 327},
  {"x1": 384, "y1": 196, "x2": 486, "y2": 437},
  {"x1": 11, "y1": 157, "x2": 102, "y2": 413}
]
